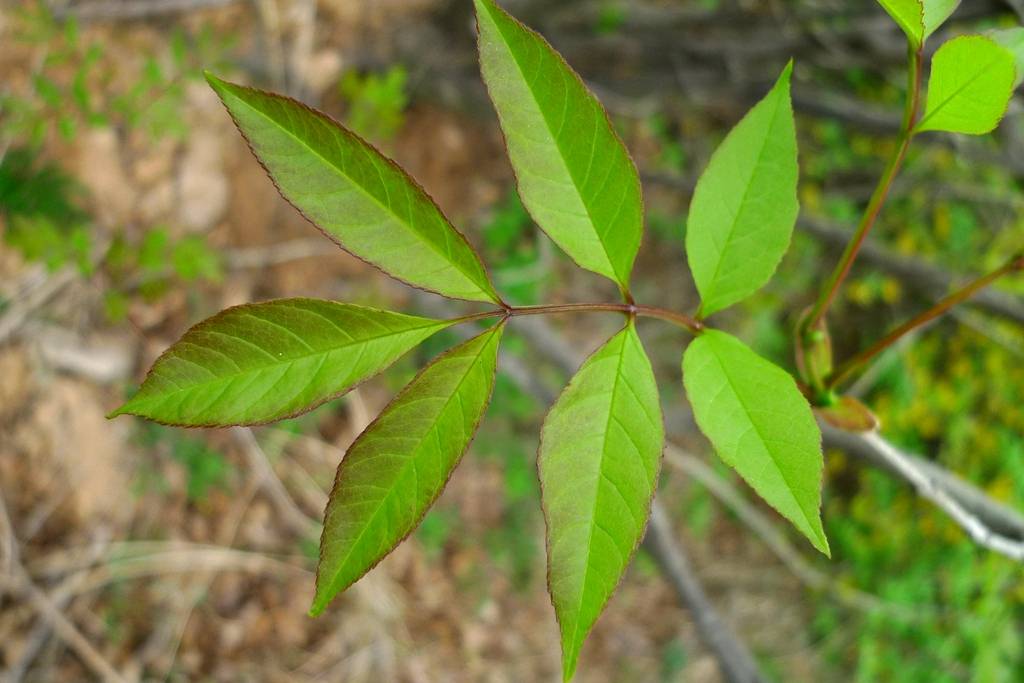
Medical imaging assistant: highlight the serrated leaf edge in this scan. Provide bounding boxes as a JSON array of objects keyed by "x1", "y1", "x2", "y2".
[
  {"x1": 206, "y1": 72, "x2": 504, "y2": 305},
  {"x1": 310, "y1": 321, "x2": 505, "y2": 615},
  {"x1": 537, "y1": 320, "x2": 664, "y2": 681},
  {"x1": 107, "y1": 298, "x2": 454, "y2": 428},
  {"x1": 473, "y1": 0, "x2": 644, "y2": 297}
]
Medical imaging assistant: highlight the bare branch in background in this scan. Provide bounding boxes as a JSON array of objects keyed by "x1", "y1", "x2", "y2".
[
  {"x1": 662, "y1": 447, "x2": 922, "y2": 620},
  {"x1": 645, "y1": 504, "x2": 766, "y2": 683},
  {"x1": 0, "y1": 488, "x2": 128, "y2": 683},
  {"x1": 231, "y1": 427, "x2": 321, "y2": 536},
  {"x1": 53, "y1": 0, "x2": 240, "y2": 21},
  {"x1": 821, "y1": 424, "x2": 1024, "y2": 556}
]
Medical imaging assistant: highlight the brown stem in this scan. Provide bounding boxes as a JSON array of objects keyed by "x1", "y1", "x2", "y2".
[
  {"x1": 451, "y1": 302, "x2": 704, "y2": 334},
  {"x1": 826, "y1": 255, "x2": 1024, "y2": 389},
  {"x1": 803, "y1": 46, "x2": 924, "y2": 334}
]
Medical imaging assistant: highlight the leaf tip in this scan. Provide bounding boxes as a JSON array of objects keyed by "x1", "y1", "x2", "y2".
[
  {"x1": 105, "y1": 405, "x2": 128, "y2": 420},
  {"x1": 561, "y1": 646, "x2": 581, "y2": 683},
  {"x1": 814, "y1": 530, "x2": 832, "y2": 559},
  {"x1": 203, "y1": 69, "x2": 224, "y2": 89}
]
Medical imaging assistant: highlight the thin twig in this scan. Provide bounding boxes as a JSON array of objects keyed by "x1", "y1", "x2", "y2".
[
  {"x1": 662, "y1": 447, "x2": 922, "y2": 619},
  {"x1": 0, "y1": 489, "x2": 127, "y2": 683},
  {"x1": 827, "y1": 255, "x2": 1024, "y2": 388},
  {"x1": 799, "y1": 216, "x2": 1024, "y2": 326},
  {"x1": 6, "y1": 534, "x2": 112, "y2": 683},
  {"x1": 232, "y1": 427, "x2": 321, "y2": 536},
  {"x1": 0, "y1": 268, "x2": 78, "y2": 346},
  {"x1": 56, "y1": 0, "x2": 240, "y2": 21}
]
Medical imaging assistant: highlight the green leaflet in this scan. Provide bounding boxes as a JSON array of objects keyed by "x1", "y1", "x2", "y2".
[
  {"x1": 686, "y1": 63, "x2": 799, "y2": 318},
  {"x1": 991, "y1": 28, "x2": 1024, "y2": 88},
  {"x1": 474, "y1": 0, "x2": 643, "y2": 296},
  {"x1": 311, "y1": 323, "x2": 504, "y2": 615},
  {"x1": 921, "y1": 0, "x2": 960, "y2": 41},
  {"x1": 876, "y1": 0, "x2": 959, "y2": 46},
  {"x1": 877, "y1": 0, "x2": 925, "y2": 46},
  {"x1": 205, "y1": 74, "x2": 501, "y2": 304},
  {"x1": 916, "y1": 36, "x2": 1016, "y2": 136},
  {"x1": 538, "y1": 321, "x2": 663, "y2": 682},
  {"x1": 682, "y1": 330, "x2": 829, "y2": 556},
  {"x1": 110, "y1": 299, "x2": 452, "y2": 426}
]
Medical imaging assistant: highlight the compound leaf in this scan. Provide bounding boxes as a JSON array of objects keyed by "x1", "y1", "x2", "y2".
[
  {"x1": 206, "y1": 73, "x2": 501, "y2": 304},
  {"x1": 539, "y1": 321, "x2": 663, "y2": 681},
  {"x1": 683, "y1": 330, "x2": 829, "y2": 556},
  {"x1": 474, "y1": 0, "x2": 643, "y2": 296},
  {"x1": 311, "y1": 323, "x2": 503, "y2": 615},
  {"x1": 686, "y1": 63, "x2": 799, "y2": 318},
  {"x1": 916, "y1": 35, "x2": 1016, "y2": 135},
  {"x1": 110, "y1": 299, "x2": 452, "y2": 426}
]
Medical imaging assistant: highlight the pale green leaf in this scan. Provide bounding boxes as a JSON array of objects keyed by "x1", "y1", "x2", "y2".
[
  {"x1": 876, "y1": 0, "x2": 959, "y2": 46},
  {"x1": 922, "y1": 0, "x2": 960, "y2": 41},
  {"x1": 110, "y1": 299, "x2": 452, "y2": 426},
  {"x1": 474, "y1": 0, "x2": 643, "y2": 295},
  {"x1": 877, "y1": 0, "x2": 925, "y2": 46},
  {"x1": 682, "y1": 330, "x2": 829, "y2": 556},
  {"x1": 990, "y1": 27, "x2": 1024, "y2": 88},
  {"x1": 916, "y1": 35, "x2": 1016, "y2": 135},
  {"x1": 686, "y1": 63, "x2": 799, "y2": 318},
  {"x1": 205, "y1": 74, "x2": 501, "y2": 304},
  {"x1": 539, "y1": 321, "x2": 663, "y2": 681},
  {"x1": 311, "y1": 323, "x2": 503, "y2": 615}
]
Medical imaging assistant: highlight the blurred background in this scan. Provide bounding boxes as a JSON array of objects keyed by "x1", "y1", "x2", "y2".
[{"x1": 2, "y1": 0, "x2": 1024, "y2": 681}]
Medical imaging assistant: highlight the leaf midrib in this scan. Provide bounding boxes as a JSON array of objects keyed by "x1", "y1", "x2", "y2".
[
  {"x1": 919, "y1": 46, "x2": 1008, "y2": 129},
  {"x1": 481, "y1": 3, "x2": 621, "y2": 284},
  {"x1": 567, "y1": 330, "x2": 628, "y2": 661},
  {"x1": 222, "y1": 86, "x2": 490, "y2": 298},
  {"x1": 706, "y1": 340, "x2": 821, "y2": 544},
  {"x1": 699, "y1": 83, "x2": 786, "y2": 312},
  {"x1": 130, "y1": 320, "x2": 447, "y2": 409},
  {"x1": 320, "y1": 327, "x2": 498, "y2": 603}
]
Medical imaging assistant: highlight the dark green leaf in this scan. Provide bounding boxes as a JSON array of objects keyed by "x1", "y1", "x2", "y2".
[
  {"x1": 474, "y1": 0, "x2": 643, "y2": 295},
  {"x1": 311, "y1": 323, "x2": 504, "y2": 614},
  {"x1": 539, "y1": 321, "x2": 663, "y2": 681},
  {"x1": 110, "y1": 299, "x2": 453, "y2": 426},
  {"x1": 206, "y1": 74, "x2": 502, "y2": 304}
]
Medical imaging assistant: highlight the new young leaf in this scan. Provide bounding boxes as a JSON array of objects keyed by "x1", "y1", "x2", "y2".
[
  {"x1": 474, "y1": 0, "x2": 643, "y2": 296},
  {"x1": 538, "y1": 321, "x2": 663, "y2": 681},
  {"x1": 916, "y1": 35, "x2": 1016, "y2": 135},
  {"x1": 876, "y1": 0, "x2": 959, "y2": 47},
  {"x1": 921, "y1": 0, "x2": 960, "y2": 40},
  {"x1": 311, "y1": 323, "x2": 503, "y2": 615},
  {"x1": 683, "y1": 330, "x2": 829, "y2": 555},
  {"x1": 686, "y1": 63, "x2": 799, "y2": 318},
  {"x1": 877, "y1": 0, "x2": 925, "y2": 46},
  {"x1": 205, "y1": 74, "x2": 501, "y2": 304},
  {"x1": 110, "y1": 299, "x2": 452, "y2": 426}
]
